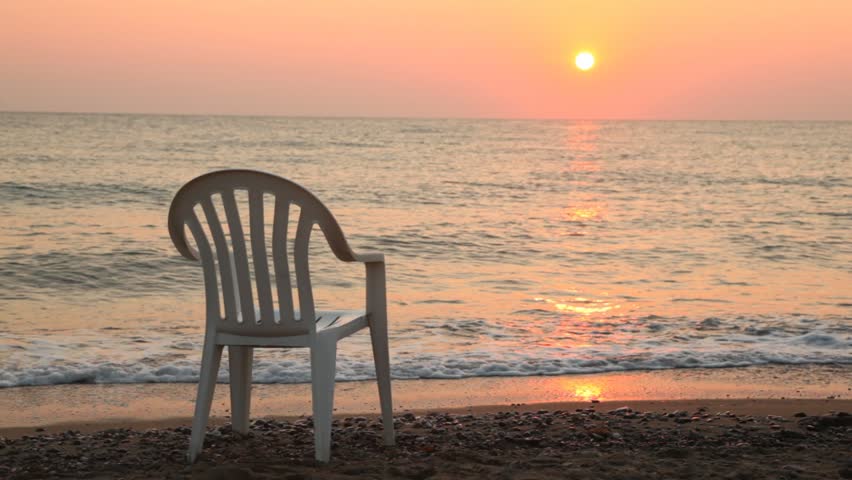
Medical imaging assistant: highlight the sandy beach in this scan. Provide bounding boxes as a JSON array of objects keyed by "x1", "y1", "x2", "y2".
[
  {"x1": 1, "y1": 398, "x2": 850, "y2": 479},
  {"x1": 1, "y1": 365, "x2": 850, "y2": 479}
]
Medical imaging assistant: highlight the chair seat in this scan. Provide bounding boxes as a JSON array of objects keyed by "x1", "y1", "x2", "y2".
[
  {"x1": 215, "y1": 309, "x2": 369, "y2": 347},
  {"x1": 309, "y1": 309, "x2": 369, "y2": 337}
]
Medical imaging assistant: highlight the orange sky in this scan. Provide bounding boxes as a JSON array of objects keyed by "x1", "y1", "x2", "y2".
[{"x1": 2, "y1": 0, "x2": 851, "y2": 119}]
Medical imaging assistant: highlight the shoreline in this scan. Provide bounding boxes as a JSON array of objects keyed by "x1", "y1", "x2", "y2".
[
  {"x1": 1, "y1": 364, "x2": 848, "y2": 436},
  {"x1": 3, "y1": 398, "x2": 849, "y2": 439}
]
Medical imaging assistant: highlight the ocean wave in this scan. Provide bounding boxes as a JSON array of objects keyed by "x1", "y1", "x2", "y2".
[
  {"x1": 1, "y1": 348, "x2": 849, "y2": 388},
  {"x1": 0, "y1": 317, "x2": 849, "y2": 388},
  {"x1": 0, "y1": 181, "x2": 171, "y2": 207},
  {"x1": 0, "y1": 249, "x2": 200, "y2": 299}
]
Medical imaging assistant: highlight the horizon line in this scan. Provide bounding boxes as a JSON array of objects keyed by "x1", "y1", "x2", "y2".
[{"x1": 1, "y1": 109, "x2": 850, "y2": 123}]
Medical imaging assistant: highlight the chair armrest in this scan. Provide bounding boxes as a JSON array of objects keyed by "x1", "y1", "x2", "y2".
[
  {"x1": 363, "y1": 257, "x2": 387, "y2": 324},
  {"x1": 351, "y1": 251, "x2": 385, "y2": 264},
  {"x1": 182, "y1": 246, "x2": 202, "y2": 262}
]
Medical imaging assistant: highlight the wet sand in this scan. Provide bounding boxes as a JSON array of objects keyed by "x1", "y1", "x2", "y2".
[{"x1": 1, "y1": 364, "x2": 849, "y2": 434}]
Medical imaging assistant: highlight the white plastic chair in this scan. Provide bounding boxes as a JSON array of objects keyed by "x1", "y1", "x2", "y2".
[{"x1": 168, "y1": 169, "x2": 394, "y2": 463}]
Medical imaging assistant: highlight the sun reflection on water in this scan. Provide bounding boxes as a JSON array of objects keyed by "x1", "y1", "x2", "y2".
[
  {"x1": 535, "y1": 296, "x2": 620, "y2": 315},
  {"x1": 565, "y1": 121, "x2": 601, "y2": 155},
  {"x1": 554, "y1": 379, "x2": 604, "y2": 401},
  {"x1": 564, "y1": 206, "x2": 602, "y2": 222},
  {"x1": 574, "y1": 384, "x2": 603, "y2": 401}
]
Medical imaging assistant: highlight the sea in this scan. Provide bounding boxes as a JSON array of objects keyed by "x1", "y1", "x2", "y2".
[{"x1": 0, "y1": 112, "x2": 850, "y2": 388}]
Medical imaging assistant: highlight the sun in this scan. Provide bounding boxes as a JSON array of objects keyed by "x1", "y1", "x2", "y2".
[{"x1": 575, "y1": 51, "x2": 595, "y2": 71}]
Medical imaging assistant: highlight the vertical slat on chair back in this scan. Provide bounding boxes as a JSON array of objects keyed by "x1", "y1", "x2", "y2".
[
  {"x1": 184, "y1": 212, "x2": 220, "y2": 321},
  {"x1": 168, "y1": 170, "x2": 360, "y2": 338},
  {"x1": 249, "y1": 191, "x2": 274, "y2": 323},
  {"x1": 220, "y1": 189, "x2": 256, "y2": 325},
  {"x1": 272, "y1": 196, "x2": 296, "y2": 324},
  {"x1": 294, "y1": 211, "x2": 316, "y2": 328},
  {"x1": 200, "y1": 198, "x2": 240, "y2": 323}
]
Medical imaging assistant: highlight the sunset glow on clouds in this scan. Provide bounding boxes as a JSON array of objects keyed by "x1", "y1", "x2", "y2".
[{"x1": 1, "y1": 0, "x2": 851, "y2": 119}]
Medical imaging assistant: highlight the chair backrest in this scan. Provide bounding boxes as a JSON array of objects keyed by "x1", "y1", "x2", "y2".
[{"x1": 168, "y1": 169, "x2": 358, "y2": 336}]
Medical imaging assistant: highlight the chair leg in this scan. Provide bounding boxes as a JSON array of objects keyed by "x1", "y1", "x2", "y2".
[
  {"x1": 228, "y1": 346, "x2": 254, "y2": 434},
  {"x1": 310, "y1": 336, "x2": 338, "y2": 463},
  {"x1": 370, "y1": 319, "x2": 395, "y2": 446},
  {"x1": 188, "y1": 341, "x2": 223, "y2": 463}
]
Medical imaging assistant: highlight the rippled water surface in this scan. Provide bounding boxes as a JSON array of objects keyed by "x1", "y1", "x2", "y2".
[{"x1": 0, "y1": 113, "x2": 850, "y2": 387}]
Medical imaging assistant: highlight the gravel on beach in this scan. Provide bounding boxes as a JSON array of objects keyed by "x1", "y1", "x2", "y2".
[{"x1": 1, "y1": 407, "x2": 850, "y2": 479}]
